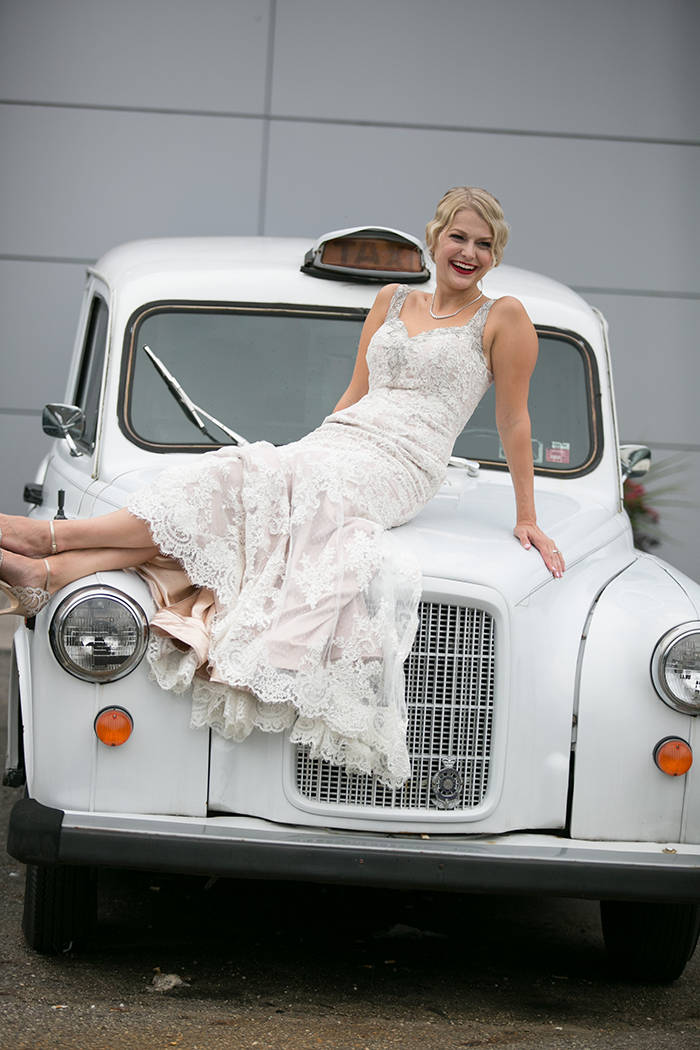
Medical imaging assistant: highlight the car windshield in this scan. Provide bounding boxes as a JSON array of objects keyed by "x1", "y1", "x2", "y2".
[{"x1": 122, "y1": 305, "x2": 600, "y2": 475}]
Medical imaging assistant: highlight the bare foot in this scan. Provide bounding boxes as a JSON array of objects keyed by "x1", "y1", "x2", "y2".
[
  {"x1": 0, "y1": 514, "x2": 53, "y2": 558},
  {"x1": 0, "y1": 550, "x2": 52, "y2": 592}
]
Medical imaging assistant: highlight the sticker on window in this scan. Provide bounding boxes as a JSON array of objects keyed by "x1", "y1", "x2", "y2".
[
  {"x1": 499, "y1": 438, "x2": 544, "y2": 464},
  {"x1": 546, "y1": 441, "x2": 570, "y2": 464}
]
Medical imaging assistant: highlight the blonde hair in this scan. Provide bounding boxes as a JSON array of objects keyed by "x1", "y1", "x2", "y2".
[{"x1": 425, "y1": 187, "x2": 509, "y2": 268}]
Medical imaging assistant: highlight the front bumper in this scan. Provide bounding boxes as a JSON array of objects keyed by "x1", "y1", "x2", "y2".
[{"x1": 8, "y1": 798, "x2": 700, "y2": 902}]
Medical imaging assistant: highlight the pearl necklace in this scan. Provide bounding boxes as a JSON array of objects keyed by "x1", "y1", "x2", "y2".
[{"x1": 429, "y1": 289, "x2": 483, "y2": 319}]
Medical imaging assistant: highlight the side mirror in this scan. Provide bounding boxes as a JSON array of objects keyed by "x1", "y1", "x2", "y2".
[
  {"x1": 42, "y1": 403, "x2": 86, "y2": 458},
  {"x1": 620, "y1": 444, "x2": 651, "y2": 480}
]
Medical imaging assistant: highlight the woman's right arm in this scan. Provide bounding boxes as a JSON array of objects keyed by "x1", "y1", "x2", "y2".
[{"x1": 333, "y1": 283, "x2": 398, "y2": 412}]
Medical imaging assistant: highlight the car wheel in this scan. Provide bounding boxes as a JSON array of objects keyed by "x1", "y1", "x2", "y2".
[
  {"x1": 600, "y1": 900, "x2": 700, "y2": 983},
  {"x1": 22, "y1": 863, "x2": 98, "y2": 953}
]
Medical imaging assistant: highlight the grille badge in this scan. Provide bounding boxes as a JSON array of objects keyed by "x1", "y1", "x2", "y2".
[{"x1": 432, "y1": 758, "x2": 463, "y2": 809}]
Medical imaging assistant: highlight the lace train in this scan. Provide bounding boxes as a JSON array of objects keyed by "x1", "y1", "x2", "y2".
[{"x1": 129, "y1": 442, "x2": 422, "y2": 787}]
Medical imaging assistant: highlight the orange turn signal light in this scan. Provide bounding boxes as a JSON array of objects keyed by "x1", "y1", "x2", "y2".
[
  {"x1": 94, "y1": 707, "x2": 133, "y2": 747},
  {"x1": 653, "y1": 737, "x2": 692, "y2": 776}
]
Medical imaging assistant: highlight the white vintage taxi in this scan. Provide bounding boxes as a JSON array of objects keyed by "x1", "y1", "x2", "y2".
[{"x1": 5, "y1": 228, "x2": 700, "y2": 981}]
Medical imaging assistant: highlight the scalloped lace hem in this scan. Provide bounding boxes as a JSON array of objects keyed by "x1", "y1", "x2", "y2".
[{"x1": 141, "y1": 530, "x2": 420, "y2": 789}]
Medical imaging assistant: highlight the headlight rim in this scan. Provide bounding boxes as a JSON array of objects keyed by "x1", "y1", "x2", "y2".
[
  {"x1": 651, "y1": 621, "x2": 700, "y2": 716},
  {"x1": 49, "y1": 584, "x2": 149, "y2": 684}
]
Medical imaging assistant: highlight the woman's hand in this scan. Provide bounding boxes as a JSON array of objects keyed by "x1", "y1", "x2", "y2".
[{"x1": 513, "y1": 521, "x2": 565, "y2": 578}]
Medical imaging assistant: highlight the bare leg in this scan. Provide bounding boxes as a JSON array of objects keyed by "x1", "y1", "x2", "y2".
[
  {"x1": 0, "y1": 509, "x2": 155, "y2": 558},
  {"x1": 0, "y1": 546, "x2": 159, "y2": 595}
]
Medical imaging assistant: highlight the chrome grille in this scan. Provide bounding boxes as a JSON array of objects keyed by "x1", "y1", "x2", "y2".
[{"x1": 296, "y1": 602, "x2": 495, "y2": 810}]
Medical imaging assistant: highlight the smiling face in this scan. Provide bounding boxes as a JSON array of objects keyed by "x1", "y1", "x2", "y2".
[{"x1": 433, "y1": 209, "x2": 494, "y2": 292}]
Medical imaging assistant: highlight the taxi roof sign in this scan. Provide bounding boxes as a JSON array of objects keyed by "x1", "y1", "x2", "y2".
[{"x1": 301, "y1": 226, "x2": 430, "y2": 284}]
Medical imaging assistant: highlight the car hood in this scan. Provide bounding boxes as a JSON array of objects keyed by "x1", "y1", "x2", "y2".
[
  {"x1": 394, "y1": 478, "x2": 628, "y2": 604},
  {"x1": 96, "y1": 466, "x2": 629, "y2": 607}
]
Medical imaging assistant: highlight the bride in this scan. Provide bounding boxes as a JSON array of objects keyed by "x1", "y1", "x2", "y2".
[{"x1": 0, "y1": 187, "x2": 564, "y2": 786}]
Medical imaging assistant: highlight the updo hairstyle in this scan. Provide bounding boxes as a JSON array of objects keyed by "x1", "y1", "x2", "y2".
[{"x1": 425, "y1": 187, "x2": 509, "y2": 269}]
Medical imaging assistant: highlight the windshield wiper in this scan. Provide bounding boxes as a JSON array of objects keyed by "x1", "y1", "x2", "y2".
[{"x1": 142, "y1": 344, "x2": 248, "y2": 446}]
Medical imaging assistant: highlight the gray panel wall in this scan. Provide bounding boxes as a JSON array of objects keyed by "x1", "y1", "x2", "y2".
[{"x1": 1, "y1": 0, "x2": 698, "y2": 579}]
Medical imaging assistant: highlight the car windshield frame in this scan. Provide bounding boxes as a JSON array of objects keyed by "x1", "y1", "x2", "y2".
[
  {"x1": 119, "y1": 300, "x2": 369, "y2": 453},
  {"x1": 119, "y1": 302, "x2": 603, "y2": 479}
]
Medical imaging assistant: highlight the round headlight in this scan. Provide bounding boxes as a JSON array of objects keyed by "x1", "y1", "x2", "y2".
[
  {"x1": 50, "y1": 586, "x2": 149, "y2": 683},
  {"x1": 651, "y1": 623, "x2": 700, "y2": 715}
]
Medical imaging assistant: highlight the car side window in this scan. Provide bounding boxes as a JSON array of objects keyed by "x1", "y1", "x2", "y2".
[{"x1": 73, "y1": 295, "x2": 109, "y2": 453}]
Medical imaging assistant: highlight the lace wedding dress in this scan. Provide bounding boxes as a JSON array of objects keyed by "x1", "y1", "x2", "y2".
[{"x1": 128, "y1": 285, "x2": 495, "y2": 787}]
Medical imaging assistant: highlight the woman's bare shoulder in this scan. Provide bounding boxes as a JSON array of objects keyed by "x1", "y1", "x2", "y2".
[
  {"x1": 364, "y1": 283, "x2": 403, "y2": 323},
  {"x1": 483, "y1": 295, "x2": 537, "y2": 363},
  {"x1": 487, "y1": 294, "x2": 531, "y2": 321},
  {"x1": 486, "y1": 295, "x2": 536, "y2": 337},
  {"x1": 376, "y1": 282, "x2": 402, "y2": 306}
]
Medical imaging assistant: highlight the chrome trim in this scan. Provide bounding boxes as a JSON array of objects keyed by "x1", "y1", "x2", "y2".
[
  {"x1": 49, "y1": 585, "x2": 149, "y2": 684},
  {"x1": 651, "y1": 621, "x2": 700, "y2": 715}
]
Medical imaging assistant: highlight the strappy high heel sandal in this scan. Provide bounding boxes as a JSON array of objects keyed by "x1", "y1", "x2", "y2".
[{"x1": 0, "y1": 552, "x2": 52, "y2": 617}]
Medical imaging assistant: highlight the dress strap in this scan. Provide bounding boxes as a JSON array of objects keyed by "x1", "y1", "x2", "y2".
[
  {"x1": 473, "y1": 298, "x2": 496, "y2": 339},
  {"x1": 384, "y1": 284, "x2": 412, "y2": 322},
  {"x1": 471, "y1": 299, "x2": 496, "y2": 372}
]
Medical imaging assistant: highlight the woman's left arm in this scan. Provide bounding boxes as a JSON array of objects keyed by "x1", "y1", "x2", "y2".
[{"x1": 487, "y1": 297, "x2": 565, "y2": 578}]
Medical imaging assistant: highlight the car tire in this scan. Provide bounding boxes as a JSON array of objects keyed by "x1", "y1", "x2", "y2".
[
  {"x1": 22, "y1": 863, "x2": 98, "y2": 954},
  {"x1": 600, "y1": 900, "x2": 700, "y2": 983}
]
